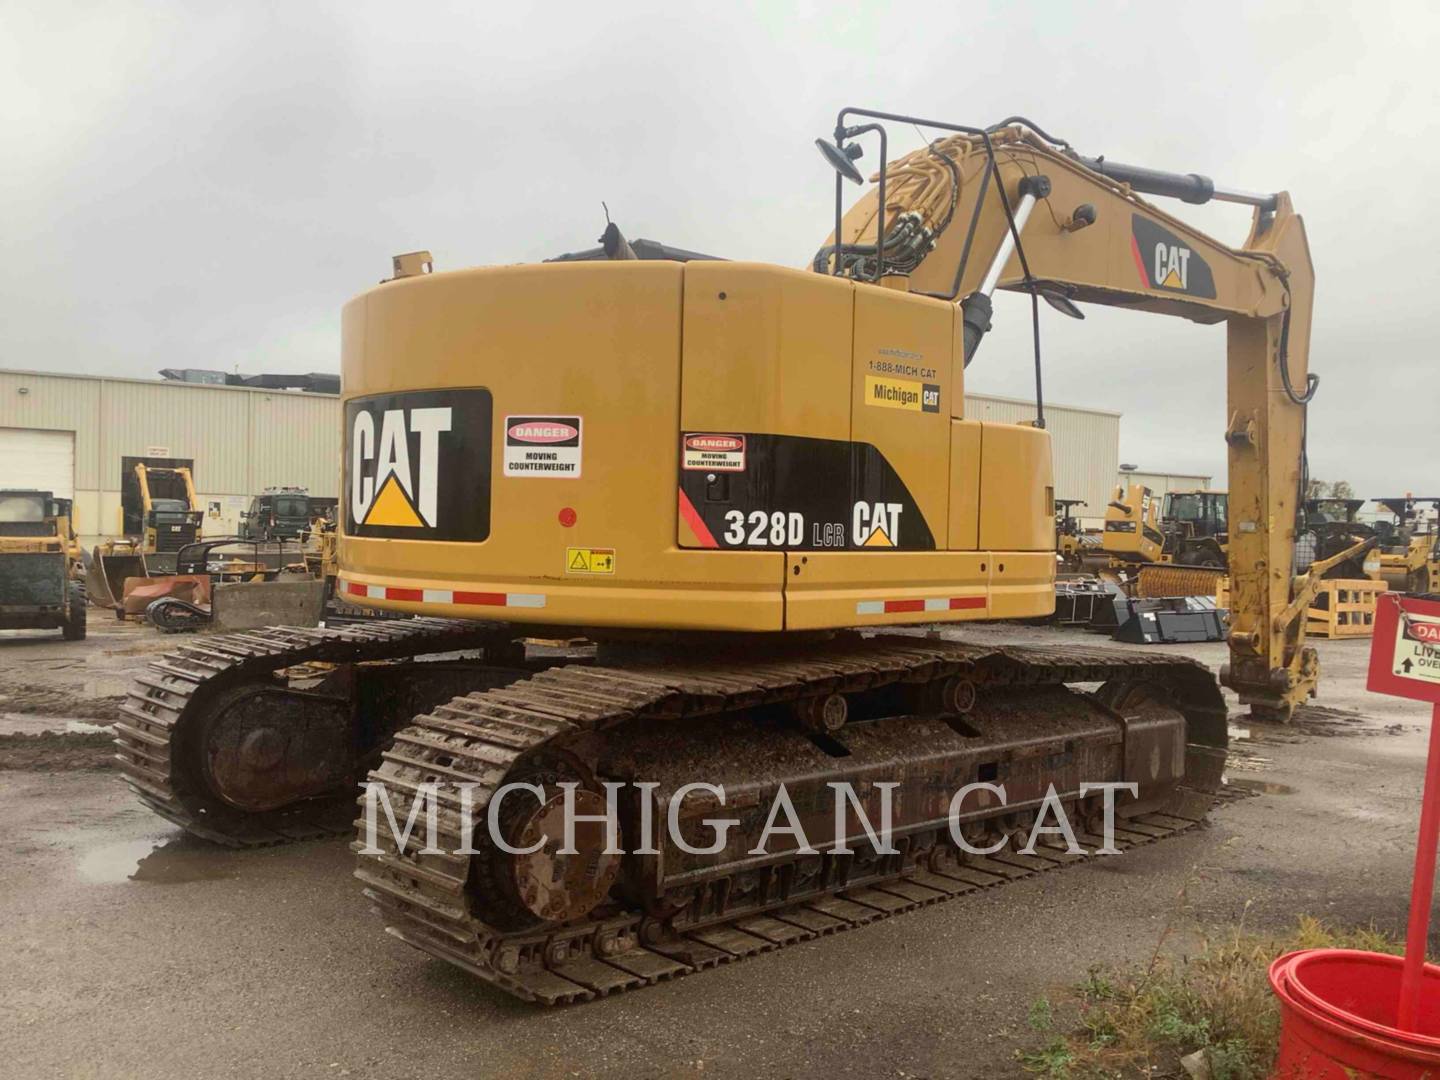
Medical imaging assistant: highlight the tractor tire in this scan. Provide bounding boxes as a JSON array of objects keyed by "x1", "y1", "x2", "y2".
[{"x1": 63, "y1": 585, "x2": 87, "y2": 641}]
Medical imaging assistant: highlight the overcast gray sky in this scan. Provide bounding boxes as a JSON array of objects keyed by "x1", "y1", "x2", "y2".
[{"x1": 3, "y1": 1, "x2": 1436, "y2": 496}]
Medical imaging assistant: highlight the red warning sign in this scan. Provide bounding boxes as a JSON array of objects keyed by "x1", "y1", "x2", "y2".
[
  {"x1": 682, "y1": 433, "x2": 745, "y2": 473},
  {"x1": 1368, "y1": 594, "x2": 1440, "y2": 704}
]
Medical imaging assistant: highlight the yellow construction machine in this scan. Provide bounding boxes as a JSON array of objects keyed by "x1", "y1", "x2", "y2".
[
  {"x1": 119, "y1": 109, "x2": 1347, "y2": 1003},
  {"x1": 1372, "y1": 497, "x2": 1438, "y2": 593},
  {"x1": 133, "y1": 464, "x2": 204, "y2": 571},
  {"x1": 88, "y1": 464, "x2": 205, "y2": 608},
  {"x1": 0, "y1": 490, "x2": 86, "y2": 639},
  {"x1": 1054, "y1": 497, "x2": 1100, "y2": 570},
  {"x1": 1100, "y1": 483, "x2": 1165, "y2": 564}
]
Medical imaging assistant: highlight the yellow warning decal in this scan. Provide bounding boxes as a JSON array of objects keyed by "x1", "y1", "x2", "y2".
[
  {"x1": 363, "y1": 474, "x2": 424, "y2": 528},
  {"x1": 566, "y1": 547, "x2": 616, "y2": 574}
]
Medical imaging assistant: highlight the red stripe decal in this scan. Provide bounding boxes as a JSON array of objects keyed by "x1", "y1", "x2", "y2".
[
  {"x1": 1129, "y1": 231, "x2": 1150, "y2": 287},
  {"x1": 452, "y1": 590, "x2": 508, "y2": 607},
  {"x1": 677, "y1": 488, "x2": 719, "y2": 549},
  {"x1": 883, "y1": 599, "x2": 927, "y2": 613},
  {"x1": 386, "y1": 587, "x2": 423, "y2": 602},
  {"x1": 948, "y1": 596, "x2": 985, "y2": 610},
  {"x1": 345, "y1": 581, "x2": 365, "y2": 596}
]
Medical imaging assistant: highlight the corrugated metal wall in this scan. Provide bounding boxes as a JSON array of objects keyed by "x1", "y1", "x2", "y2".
[
  {"x1": 965, "y1": 393, "x2": 1119, "y2": 522},
  {"x1": 0, "y1": 371, "x2": 1120, "y2": 538},
  {"x1": 0, "y1": 369, "x2": 339, "y2": 539},
  {"x1": 1115, "y1": 470, "x2": 1215, "y2": 498}
]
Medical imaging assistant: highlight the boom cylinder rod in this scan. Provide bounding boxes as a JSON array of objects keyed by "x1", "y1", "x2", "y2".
[
  {"x1": 1076, "y1": 155, "x2": 1278, "y2": 211},
  {"x1": 960, "y1": 187, "x2": 1040, "y2": 367},
  {"x1": 978, "y1": 191, "x2": 1039, "y2": 296}
]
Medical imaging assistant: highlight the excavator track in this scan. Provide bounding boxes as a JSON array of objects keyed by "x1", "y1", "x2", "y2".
[
  {"x1": 355, "y1": 636, "x2": 1227, "y2": 1005},
  {"x1": 114, "y1": 618, "x2": 515, "y2": 847}
]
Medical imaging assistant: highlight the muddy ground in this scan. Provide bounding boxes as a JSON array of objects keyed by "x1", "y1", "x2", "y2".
[{"x1": 0, "y1": 619, "x2": 1433, "y2": 1079}]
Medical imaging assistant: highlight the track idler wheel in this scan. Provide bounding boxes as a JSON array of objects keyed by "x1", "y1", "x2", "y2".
[{"x1": 476, "y1": 777, "x2": 622, "y2": 931}]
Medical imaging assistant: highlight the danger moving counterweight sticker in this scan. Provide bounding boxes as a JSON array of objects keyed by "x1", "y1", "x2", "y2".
[
  {"x1": 504, "y1": 416, "x2": 581, "y2": 478},
  {"x1": 683, "y1": 433, "x2": 746, "y2": 472}
]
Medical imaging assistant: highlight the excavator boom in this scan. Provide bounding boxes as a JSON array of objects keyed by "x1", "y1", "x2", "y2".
[{"x1": 821, "y1": 110, "x2": 1317, "y2": 717}]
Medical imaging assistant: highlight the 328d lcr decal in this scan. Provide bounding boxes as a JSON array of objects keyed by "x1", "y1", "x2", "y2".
[
  {"x1": 346, "y1": 389, "x2": 492, "y2": 541},
  {"x1": 678, "y1": 433, "x2": 935, "y2": 551}
]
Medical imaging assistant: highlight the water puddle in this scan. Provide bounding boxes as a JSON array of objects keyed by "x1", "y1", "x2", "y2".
[
  {"x1": 1227, "y1": 777, "x2": 1298, "y2": 796},
  {"x1": 76, "y1": 834, "x2": 239, "y2": 885},
  {"x1": 0, "y1": 713, "x2": 115, "y2": 737}
]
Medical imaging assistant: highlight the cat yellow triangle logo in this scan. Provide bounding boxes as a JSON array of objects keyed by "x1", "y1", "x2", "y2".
[
  {"x1": 863, "y1": 524, "x2": 894, "y2": 548},
  {"x1": 363, "y1": 474, "x2": 424, "y2": 527},
  {"x1": 1160, "y1": 267, "x2": 1183, "y2": 289}
]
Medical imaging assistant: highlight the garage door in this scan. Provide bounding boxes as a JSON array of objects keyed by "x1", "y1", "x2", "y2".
[{"x1": 0, "y1": 427, "x2": 75, "y2": 500}]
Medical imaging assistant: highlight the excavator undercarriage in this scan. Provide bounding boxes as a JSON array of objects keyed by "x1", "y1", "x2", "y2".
[{"x1": 118, "y1": 624, "x2": 1225, "y2": 1002}]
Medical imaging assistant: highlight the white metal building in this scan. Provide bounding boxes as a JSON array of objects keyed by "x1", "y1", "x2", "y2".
[
  {"x1": 1114, "y1": 468, "x2": 1215, "y2": 499},
  {"x1": 966, "y1": 393, "x2": 1119, "y2": 524},
  {"x1": 0, "y1": 369, "x2": 338, "y2": 545},
  {"x1": 0, "y1": 369, "x2": 1122, "y2": 545}
]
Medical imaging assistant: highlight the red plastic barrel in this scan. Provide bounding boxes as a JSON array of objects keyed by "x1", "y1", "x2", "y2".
[{"x1": 1269, "y1": 949, "x2": 1440, "y2": 1078}]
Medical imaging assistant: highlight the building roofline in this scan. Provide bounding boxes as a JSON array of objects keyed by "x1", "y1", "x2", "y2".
[
  {"x1": 2, "y1": 368, "x2": 1122, "y2": 417},
  {"x1": 964, "y1": 391, "x2": 1122, "y2": 418},
  {"x1": 0, "y1": 367, "x2": 338, "y2": 397}
]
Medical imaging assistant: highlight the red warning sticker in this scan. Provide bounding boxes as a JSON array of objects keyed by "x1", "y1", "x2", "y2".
[{"x1": 683, "y1": 433, "x2": 745, "y2": 473}]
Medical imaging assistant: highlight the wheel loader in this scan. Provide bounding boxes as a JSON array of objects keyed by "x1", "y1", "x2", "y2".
[
  {"x1": 117, "y1": 109, "x2": 1352, "y2": 1004},
  {"x1": 0, "y1": 490, "x2": 86, "y2": 640}
]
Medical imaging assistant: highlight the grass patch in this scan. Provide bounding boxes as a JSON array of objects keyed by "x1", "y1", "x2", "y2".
[{"x1": 1016, "y1": 915, "x2": 1403, "y2": 1079}]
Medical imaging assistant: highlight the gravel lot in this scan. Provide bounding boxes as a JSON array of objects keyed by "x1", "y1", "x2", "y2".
[{"x1": 0, "y1": 620, "x2": 1432, "y2": 1078}]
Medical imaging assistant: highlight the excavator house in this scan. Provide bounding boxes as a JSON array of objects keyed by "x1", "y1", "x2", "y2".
[{"x1": 118, "y1": 109, "x2": 1326, "y2": 1004}]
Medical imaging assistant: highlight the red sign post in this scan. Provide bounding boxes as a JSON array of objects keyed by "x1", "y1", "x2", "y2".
[{"x1": 1368, "y1": 593, "x2": 1440, "y2": 1030}]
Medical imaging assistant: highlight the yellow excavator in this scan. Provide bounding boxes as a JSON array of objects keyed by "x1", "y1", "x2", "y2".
[{"x1": 119, "y1": 109, "x2": 1354, "y2": 1004}]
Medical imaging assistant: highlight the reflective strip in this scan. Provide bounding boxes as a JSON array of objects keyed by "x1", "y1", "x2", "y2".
[
  {"x1": 342, "y1": 580, "x2": 546, "y2": 609},
  {"x1": 856, "y1": 596, "x2": 986, "y2": 615}
]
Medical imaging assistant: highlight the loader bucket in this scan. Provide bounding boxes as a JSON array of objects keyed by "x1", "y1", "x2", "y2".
[{"x1": 88, "y1": 547, "x2": 147, "y2": 609}]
